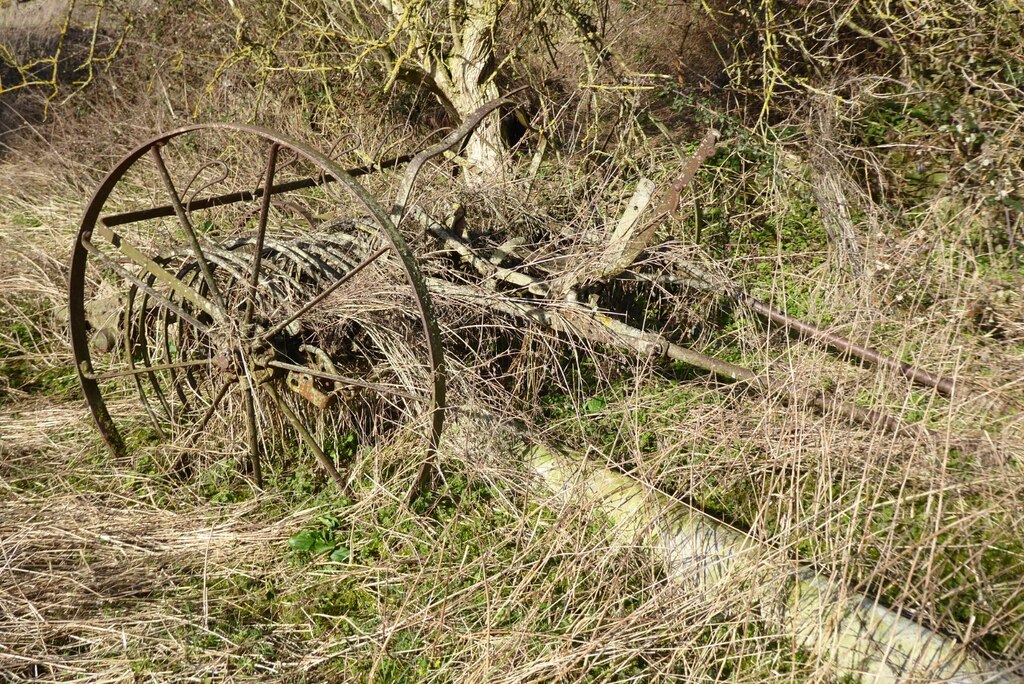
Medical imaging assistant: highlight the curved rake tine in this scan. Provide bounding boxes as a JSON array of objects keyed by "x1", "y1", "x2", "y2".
[
  {"x1": 326, "y1": 131, "x2": 359, "y2": 161},
  {"x1": 182, "y1": 160, "x2": 229, "y2": 210},
  {"x1": 125, "y1": 281, "x2": 170, "y2": 440},
  {"x1": 253, "y1": 145, "x2": 299, "y2": 192},
  {"x1": 317, "y1": 132, "x2": 360, "y2": 184},
  {"x1": 371, "y1": 122, "x2": 414, "y2": 165},
  {"x1": 389, "y1": 88, "x2": 525, "y2": 227}
]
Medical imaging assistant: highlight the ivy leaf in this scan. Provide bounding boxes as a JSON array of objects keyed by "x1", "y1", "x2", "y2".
[
  {"x1": 318, "y1": 514, "x2": 341, "y2": 529},
  {"x1": 329, "y1": 546, "x2": 351, "y2": 562},
  {"x1": 313, "y1": 540, "x2": 336, "y2": 555},
  {"x1": 584, "y1": 397, "x2": 607, "y2": 413},
  {"x1": 287, "y1": 531, "x2": 317, "y2": 552}
]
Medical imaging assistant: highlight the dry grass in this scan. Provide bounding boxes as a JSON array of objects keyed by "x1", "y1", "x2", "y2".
[
  {"x1": 0, "y1": 400, "x2": 807, "y2": 681},
  {"x1": 1, "y1": 0, "x2": 1023, "y2": 681}
]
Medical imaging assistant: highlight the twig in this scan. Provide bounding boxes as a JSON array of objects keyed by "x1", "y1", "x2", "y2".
[{"x1": 655, "y1": 127, "x2": 720, "y2": 220}]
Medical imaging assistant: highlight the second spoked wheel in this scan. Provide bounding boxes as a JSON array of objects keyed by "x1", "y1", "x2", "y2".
[{"x1": 69, "y1": 124, "x2": 444, "y2": 490}]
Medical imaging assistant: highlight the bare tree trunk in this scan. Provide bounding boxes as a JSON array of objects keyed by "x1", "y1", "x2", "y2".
[
  {"x1": 378, "y1": 0, "x2": 507, "y2": 183},
  {"x1": 444, "y1": 0, "x2": 505, "y2": 181}
]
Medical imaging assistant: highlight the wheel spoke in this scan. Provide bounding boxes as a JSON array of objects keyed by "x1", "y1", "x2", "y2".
[
  {"x1": 81, "y1": 357, "x2": 212, "y2": 382},
  {"x1": 244, "y1": 143, "x2": 281, "y2": 331},
  {"x1": 149, "y1": 144, "x2": 229, "y2": 316},
  {"x1": 261, "y1": 244, "x2": 389, "y2": 339},
  {"x1": 266, "y1": 383, "x2": 347, "y2": 490},
  {"x1": 266, "y1": 359, "x2": 427, "y2": 403}
]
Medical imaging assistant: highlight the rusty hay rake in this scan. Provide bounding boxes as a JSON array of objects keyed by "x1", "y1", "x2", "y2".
[{"x1": 70, "y1": 97, "x2": 982, "y2": 496}]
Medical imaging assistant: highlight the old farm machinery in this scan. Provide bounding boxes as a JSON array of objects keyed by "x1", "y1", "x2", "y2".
[
  {"x1": 68, "y1": 102, "x2": 512, "y2": 491},
  {"x1": 71, "y1": 97, "x2": 976, "y2": 494},
  {"x1": 65, "y1": 96, "x2": 1023, "y2": 682}
]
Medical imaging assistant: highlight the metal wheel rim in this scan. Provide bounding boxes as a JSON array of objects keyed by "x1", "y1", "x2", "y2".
[{"x1": 69, "y1": 123, "x2": 445, "y2": 485}]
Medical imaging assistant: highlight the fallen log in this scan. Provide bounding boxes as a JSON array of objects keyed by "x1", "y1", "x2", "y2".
[{"x1": 529, "y1": 444, "x2": 1022, "y2": 684}]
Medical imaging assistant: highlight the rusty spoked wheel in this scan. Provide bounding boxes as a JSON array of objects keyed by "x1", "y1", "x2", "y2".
[{"x1": 69, "y1": 124, "x2": 445, "y2": 489}]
